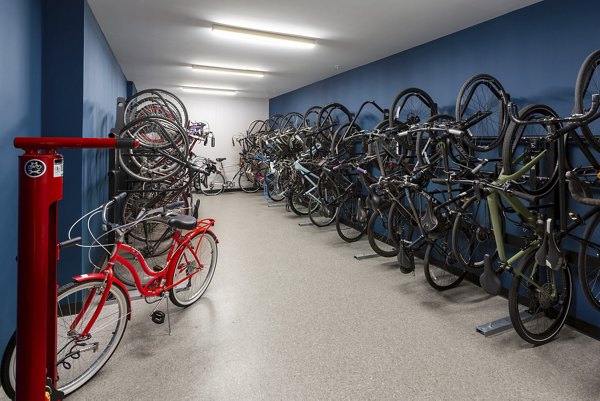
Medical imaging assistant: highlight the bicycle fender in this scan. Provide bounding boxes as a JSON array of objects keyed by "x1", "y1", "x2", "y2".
[{"x1": 72, "y1": 273, "x2": 132, "y2": 319}]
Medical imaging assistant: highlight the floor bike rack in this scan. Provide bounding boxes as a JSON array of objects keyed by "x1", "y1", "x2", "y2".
[{"x1": 13, "y1": 137, "x2": 137, "y2": 401}]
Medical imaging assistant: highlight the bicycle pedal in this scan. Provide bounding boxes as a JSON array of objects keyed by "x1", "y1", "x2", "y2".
[
  {"x1": 151, "y1": 310, "x2": 166, "y2": 324},
  {"x1": 152, "y1": 265, "x2": 164, "y2": 272}
]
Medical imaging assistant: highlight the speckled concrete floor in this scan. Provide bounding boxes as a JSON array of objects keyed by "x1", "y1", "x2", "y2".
[{"x1": 4, "y1": 191, "x2": 600, "y2": 400}]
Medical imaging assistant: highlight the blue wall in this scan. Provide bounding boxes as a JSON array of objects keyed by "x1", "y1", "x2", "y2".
[
  {"x1": 270, "y1": 0, "x2": 600, "y2": 328},
  {"x1": 1, "y1": 0, "x2": 127, "y2": 354},
  {"x1": 82, "y1": 0, "x2": 128, "y2": 265},
  {"x1": 0, "y1": 0, "x2": 42, "y2": 361},
  {"x1": 271, "y1": 0, "x2": 595, "y2": 124}
]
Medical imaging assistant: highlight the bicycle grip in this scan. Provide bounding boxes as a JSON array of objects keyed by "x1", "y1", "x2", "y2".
[
  {"x1": 59, "y1": 237, "x2": 81, "y2": 249},
  {"x1": 510, "y1": 189, "x2": 537, "y2": 202},
  {"x1": 431, "y1": 178, "x2": 447, "y2": 184},
  {"x1": 566, "y1": 171, "x2": 600, "y2": 206},
  {"x1": 115, "y1": 138, "x2": 138, "y2": 149}
]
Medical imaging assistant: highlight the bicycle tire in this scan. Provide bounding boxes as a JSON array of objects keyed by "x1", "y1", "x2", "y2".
[
  {"x1": 122, "y1": 185, "x2": 191, "y2": 224},
  {"x1": 455, "y1": 74, "x2": 508, "y2": 152},
  {"x1": 578, "y1": 211, "x2": 600, "y2": 311},
  {"x1": 1, "y1": 279, "x2": 129, "y2": 398},
  {"x1": 240, "y1": 163, "x2": 267, "y2": 193},
  {"x1": 367, "y1": 202, "x2": 399, "y2": 257},
  {"x1": 508, "y1": 252, "x2": 572, "y2": 345},
  {"x1": 289, "y1": 189, "x2": 315, "y2": 216},
  {"x1": 387, "y1": 200, "x2": 416, "y2": 246},
  {"x1": 266, "y1": 172, "x2": 285, "y2": 201},
  {"x1": 501, "y1": 104, "x2": 560, "y2": 197},
  {"x1": 303, "y1": 105, "x2": 321, "y2": 128},
  {"x1": 200, "y1": 172, "x2": 226, "y2": 196},
  {"x1": 169, "y1": 232, "x2": 218, "y2": 307},
  {"x1": 424, "y1": 229, "x2": 467, "y2": 291},
  {"x1": 308, "y1": 179, "x2": 339, "y2": 227},
  {"x1": 574, "y1": 49, "x2": 600, "y2": 152},
  {"x1": 117, "y1": 116, "x2": 189, "y2": 182},
  {"x1": 389, "y1": 88, "x2": 437, "y2": 151},
  {"x1": 451, "y1": 196, "x2": 498, "y2": 273},
  {"x1": 316, "y1": 103, "x2": 353, "y2": 145},
  {"x1": 335, "y1": 195, "x2": 368, "y2": 242},
  {"x1": 124, "y1": 88, "x2": 188, "y2": 128}
]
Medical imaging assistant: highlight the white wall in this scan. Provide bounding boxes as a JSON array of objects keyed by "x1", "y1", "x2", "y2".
[{"x1": 177, "y1": 93, "x2": 268, "y2": 177}]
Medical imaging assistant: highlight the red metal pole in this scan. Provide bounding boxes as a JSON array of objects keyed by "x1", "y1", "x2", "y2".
[
  {"x1": 14, "y1": 137, "x2": 137, "y2": 400},
  {"x1": 16, "y1": 150, "x2": 63, "y2": 401}
]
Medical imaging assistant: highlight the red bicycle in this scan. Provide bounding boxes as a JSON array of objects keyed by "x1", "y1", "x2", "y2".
[{"x1": 1, "y1": 193, "x2": 218, "y2": 398}]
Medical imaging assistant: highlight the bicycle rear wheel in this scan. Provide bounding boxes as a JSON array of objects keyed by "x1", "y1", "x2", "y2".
[
  {"x1": 169, "y1": 232, "x2": 218, "y2": 307},
  {"x1": 508, "y1": 252, "x2": 572, "y2": 345},
  {"x1": 451, "y1": 196, "x2": 497, "y2": 273},
  {"x1": 367, "y1": 203, "x2": 399, "y2": 257},
  {"x1": 200, "y1": 172, "x2": 226, "y2": 196},
  {"x1": 265, "y1": 172, "x2": 285, "y2": 201},
  {"x1": 308, "y1": 175, "x2": 339, "y2": 227},
  {"x1": 424, "y1": 229, "x2": 466, "y2": 291},
  {"x1": 455, "y1": 74, "x2": 508, "y2": 152},
  {"x1": 389, "y1": 88, "x2": 437, "y2": 151},
  {"x1": 239, "y1": 162, "x2": 267, "y2": 193},
  {"x1": 336, "y1": 195, "x2": 368, "y2": 242},
  {"x1": 289, "y1": 190, "x2": 316, "y2": 216},
  {"x1": 1, "y1": 280, "x2": 129, "y2": 398}
]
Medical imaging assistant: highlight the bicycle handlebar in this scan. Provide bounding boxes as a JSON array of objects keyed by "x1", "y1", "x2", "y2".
[
  {"x1": 566, "y1": 170, "x2": 600, "y2": 206},
  {"x1": 508, "y1": 94, "x2": 600, "y2": 125}
]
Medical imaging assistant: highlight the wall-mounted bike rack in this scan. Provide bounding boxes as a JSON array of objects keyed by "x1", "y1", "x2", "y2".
[{"x1": 13, "y1": 137, "x2": 137, "y2": 401}]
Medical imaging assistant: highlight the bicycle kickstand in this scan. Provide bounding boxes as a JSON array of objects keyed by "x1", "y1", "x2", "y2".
[{"x1": 150, "y1": 294, "x2": 172, "y2": 336}]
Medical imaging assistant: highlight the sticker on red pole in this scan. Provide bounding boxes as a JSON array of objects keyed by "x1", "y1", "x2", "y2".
[
  {"x1": 24, "y1": 159, "x2": 46, "y2": 178},
  {"x1": 53, "y1": 159, "x2": 64, "y2": 177}
]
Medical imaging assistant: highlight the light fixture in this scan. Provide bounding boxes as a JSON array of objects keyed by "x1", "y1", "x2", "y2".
[
  {"x1": 211, "y1": 24, "x2": 316, "y2": 49},
  {"x1": 191, "y1": 64, "x2": 264, "y2": 78},
  {"x1": 180, "y1": 86, "x2": 237, "y2": 96}
]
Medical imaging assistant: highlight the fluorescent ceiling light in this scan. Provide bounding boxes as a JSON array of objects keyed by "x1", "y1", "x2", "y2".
[
  {"x1": 192, "y1": 64, "x2": 264, "y2": 78},
  {"x1": 212, "y1": 24, "x2": 316, "y2": 49},
  {"x1": 181, "y1": 86, "x2": 237, "y2": 96}
]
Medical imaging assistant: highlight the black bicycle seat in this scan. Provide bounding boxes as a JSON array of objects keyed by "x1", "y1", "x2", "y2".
[
  {"x1": 167, "y1": 215, "x2": 197, "y2": 230},
  {"x1": 216, "y1": 157, "x2": 226, "y2": 162}
]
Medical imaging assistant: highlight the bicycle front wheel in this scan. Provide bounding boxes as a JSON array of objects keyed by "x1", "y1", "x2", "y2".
[
  {"x1": 455, "y1": 74, "x2": 508, "y2": 152},
  {"x1": 200, "y1": 172, "x2": 226, "y2": 196},
  {"x1": 501, "y1": 104, "x2": 560, "y2": 197},
  {"x1": 508, "y1": 252, "x2": 572, "y2": 345},
  {"x1": 169, "y1": 232, "x2": 218, "y2": 307},
  {"x1": 1, "y1": 280, "x2": 129, "y2": 398}
]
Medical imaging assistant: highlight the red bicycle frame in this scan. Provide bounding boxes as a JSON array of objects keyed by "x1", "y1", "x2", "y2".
[{"x1": 70, "y1": 218, "x2": 216, "y2": 337}]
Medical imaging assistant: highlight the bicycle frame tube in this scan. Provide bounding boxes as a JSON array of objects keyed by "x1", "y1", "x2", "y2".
[{"x1": 483, "y1": 149, "x2": 546, "y2": 270}]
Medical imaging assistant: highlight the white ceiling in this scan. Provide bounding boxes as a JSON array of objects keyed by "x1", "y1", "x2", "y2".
[{"x1": 88, "y1": 0, "x2": 540, "y2": 99}]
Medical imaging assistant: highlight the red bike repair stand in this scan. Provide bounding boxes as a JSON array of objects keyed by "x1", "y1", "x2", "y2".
[{"x1": 13, "y1": 137, "x2": 137, "y2": 401}]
